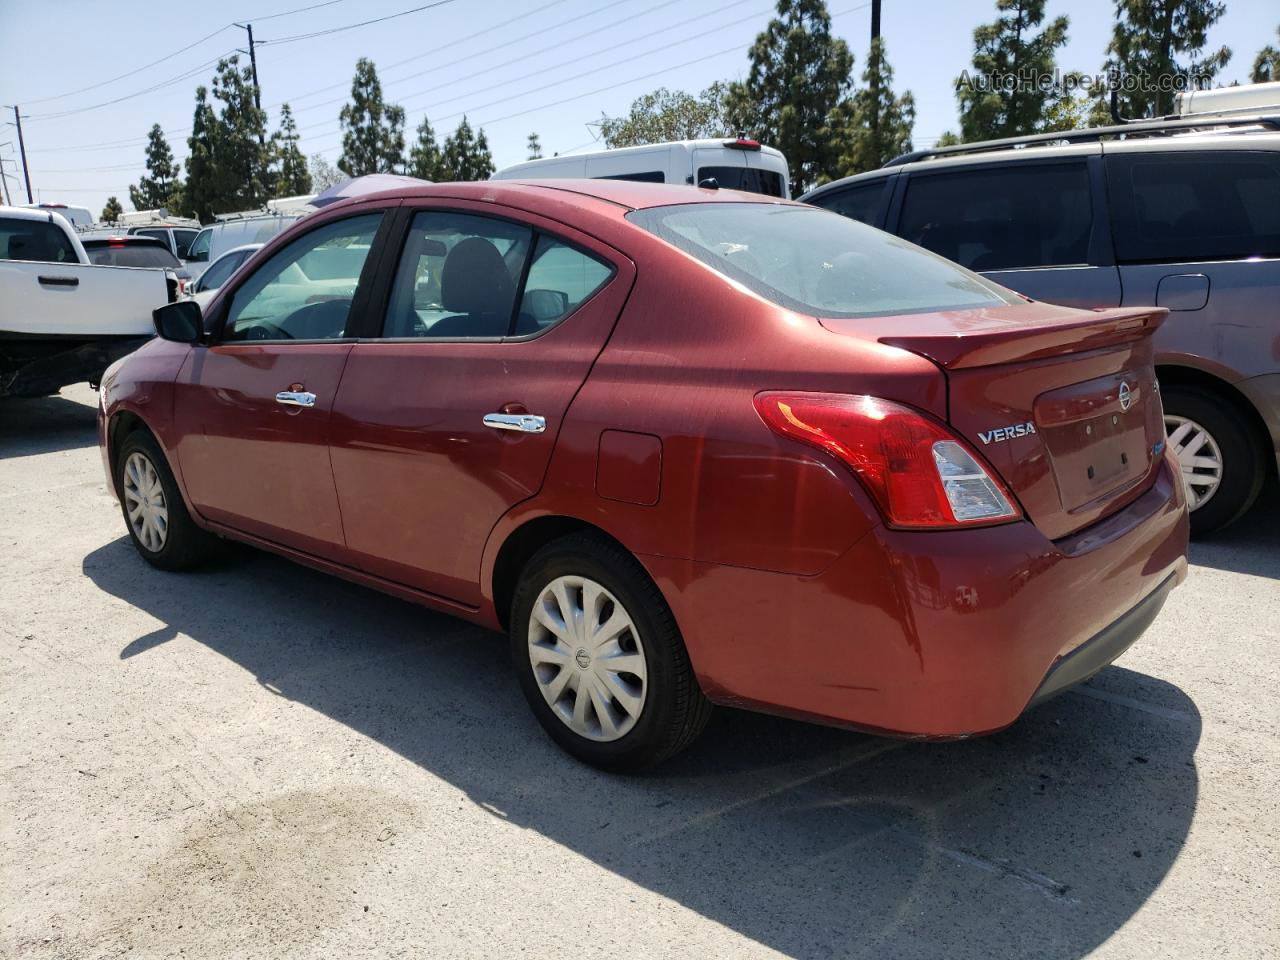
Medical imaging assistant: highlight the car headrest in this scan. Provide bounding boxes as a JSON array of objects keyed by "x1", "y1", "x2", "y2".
[{"x1": 441, "y1": 237, "x2": 514, "y2": 315}]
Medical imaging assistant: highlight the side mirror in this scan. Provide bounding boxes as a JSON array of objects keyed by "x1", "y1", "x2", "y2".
[{"x1": 153, "y1": 300, "x2": 203, "y2": 343}]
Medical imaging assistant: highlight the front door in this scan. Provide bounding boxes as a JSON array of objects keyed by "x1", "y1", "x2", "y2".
[
  {"x1": 329, "y1": 205, "x2": 633, "y2": 606},
  {"x1": 173, "y1": 210, "x2": 388, "y2": 557}
]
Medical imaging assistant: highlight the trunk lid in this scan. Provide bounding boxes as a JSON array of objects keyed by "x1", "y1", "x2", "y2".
[{"x1": 821, "y1": 303, "x2": 1169, "y2": 539}]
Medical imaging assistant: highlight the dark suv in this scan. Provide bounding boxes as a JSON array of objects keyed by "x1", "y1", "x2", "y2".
[{"x1": 803, "y1": 113, "x2": 1280, "y2": 535}]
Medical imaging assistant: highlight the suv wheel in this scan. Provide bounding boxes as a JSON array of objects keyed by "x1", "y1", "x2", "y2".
[
  {"x1": 1162, "y1": 385, "x2": 1265, "y2": 536},
  {"x1": 510, "y1": 534, "x2": 711, "y2": 771}
]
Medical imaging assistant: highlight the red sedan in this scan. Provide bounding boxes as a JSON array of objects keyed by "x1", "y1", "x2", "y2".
[{"x1": 98, "y1": 180, "x2": 1189, "y2": 770}]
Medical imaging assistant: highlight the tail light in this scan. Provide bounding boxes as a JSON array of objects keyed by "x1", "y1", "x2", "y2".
[{"x1": 754, "y1": 392, "x2": 1021, "y2": 529}]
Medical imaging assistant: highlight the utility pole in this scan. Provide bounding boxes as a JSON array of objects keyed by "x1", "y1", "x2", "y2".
[
  {"x1": 869, "y1": 0, "x2": 882, "y2": 155},
  {"x1": 13, "y1": 106, "x2": 33, "y2": 203},
  {"x1": 0, "y1": 158, "x2": 12, "y2": 205},
  {"x1": 235, "y1": 22, "x2": 265, "y2": 144},
  {"x1": 871, "y1": 0, "x2": 881, "y2": 41}
]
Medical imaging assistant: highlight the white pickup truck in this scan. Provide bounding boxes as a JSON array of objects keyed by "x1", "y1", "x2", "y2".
[{"x1": 1, "y1": 205, "x2": 176, "y2": 398}]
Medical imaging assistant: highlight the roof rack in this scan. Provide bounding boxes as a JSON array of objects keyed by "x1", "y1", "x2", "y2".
[{"x1": 885, "y1": 112, "x2": 1280, "y2": 167}]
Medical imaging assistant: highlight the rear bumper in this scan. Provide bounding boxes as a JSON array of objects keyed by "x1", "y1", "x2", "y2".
[{"x1": 644, "y1": 453, "x2": 1189, "y2": 737}]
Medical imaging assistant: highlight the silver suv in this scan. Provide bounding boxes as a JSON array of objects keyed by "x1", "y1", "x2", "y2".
[{"x1": 804, "y1": 112, "x2": 1280, "y2": 535}]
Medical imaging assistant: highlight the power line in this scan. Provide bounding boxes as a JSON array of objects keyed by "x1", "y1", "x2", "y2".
[{"x1": 258, "y1": 0, "x2": 461, "y2": 45}]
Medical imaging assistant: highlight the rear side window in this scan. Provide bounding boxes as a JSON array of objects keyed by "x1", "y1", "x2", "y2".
[
  {"x1": 383, "y1": 212, "x2": 533, "y2": 339},
  {"x1": 1106, "y1": 152, "x2": 1280, "y2": 263},
  {"x1": 595, "y1": 171, "x2": 665, "y2": 183},
  {"x1": 628, "y1": 203, "x2": 1018, "y2": 319},
  {"x1": 517, "y1": 236, "x2": 613, "y2": 335},
  {"x1": 809, "y1": 179, "x2": 890, "y2": 226},
  {"x1": 697, "y1": 166, "x2": 785, "y2": 197},
  {"x1": 83, "y1": 243, "x2": 180, "y2": 268},
  {"x1": 898, "y1": 162, "x2": 1092, "y2": 271},
  {"x1": 196, "y1": 250, "x2": 249, "y2": 291},
  {"x1": 0, "y1": 217, "x2": 77, "y2": 263}
]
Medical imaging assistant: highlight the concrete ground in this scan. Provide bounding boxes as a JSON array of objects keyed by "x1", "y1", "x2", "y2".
[{"x1": 2, "y1": 384, "x2": 1277, "y2": 960}]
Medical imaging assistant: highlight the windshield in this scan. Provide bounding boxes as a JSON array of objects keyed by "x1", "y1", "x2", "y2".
[
  {"x1": 83, "y1": 243, "x2": 180, "y2": 268},
  {"x1": 627, "y1": 203, "x2": 1020, "y2": 319}
]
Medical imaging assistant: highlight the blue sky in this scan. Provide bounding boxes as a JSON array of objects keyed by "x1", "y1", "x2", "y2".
[{"x1": 1, "y1": 0, "x2": 1275, "y2": 213}]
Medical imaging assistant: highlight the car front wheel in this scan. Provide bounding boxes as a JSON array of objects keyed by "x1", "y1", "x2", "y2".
[
  {"x1": 510, "y1": 534, "x2": 711, "y2": 771},
  {"x1": 115, "y1": 430, "x2": 219, "y2": 570}
]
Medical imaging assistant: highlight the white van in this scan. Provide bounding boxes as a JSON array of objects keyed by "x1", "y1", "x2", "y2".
[
  {"x1": 492, "y1": 138, "x2": 790, "y2": 197},
  {"x1": 184, "y1": 212, "x2": 309, "y2": 281}
]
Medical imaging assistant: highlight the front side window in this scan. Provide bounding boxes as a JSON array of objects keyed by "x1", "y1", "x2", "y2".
[
  {"x1": 187, "y1": 229, "x2": 211, "y2": 262},
  {"x1": 223, "y1": 213, "x2": 382, "y2": 342},
  {"x1": 811, "y1": 179, "x2": 890, "y2": 227},
  {"x1": 174, "y1": 229, "x2": 199, "y2": 259},
  {"x1": 628, "y1": 203, "x2": 1019, "y2": 319},
  {"x1": 0, "y1": 216, "x2": 77, "y2": 263},
  {"x1": 898, "y1": 162, "x2": 1092, "y2": 271},
  {"x1": 384, "y1": 212, "x2": 533, "y2": 338},
  {"x1": 697, "y1": 165, "x2": 785, "y2": 197},
  {"x1": 1106, "y1": 151, "x2": 1280, "y2": 263}
]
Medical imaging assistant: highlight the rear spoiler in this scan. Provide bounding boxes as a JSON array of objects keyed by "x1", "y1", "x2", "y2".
[{"x1": 876, "y1": 307, "x2": 1168, "y2": 369}]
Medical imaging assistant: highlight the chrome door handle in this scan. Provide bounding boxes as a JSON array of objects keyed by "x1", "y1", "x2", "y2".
[
  {"x1": 275, "y1": 390, "x2": 317, "y2": 407},
  {"x1": 483, "y1": 412, "x2": 546, "y2": 433}
]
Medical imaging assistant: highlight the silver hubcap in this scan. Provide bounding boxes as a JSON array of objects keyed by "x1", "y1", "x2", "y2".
[
  {"x1": 527, "y1": 575, "x2": 647, "y2": 742},
  {"x1": 122, "y1": 451, "x2": 168, "y2": 552},
  {"x1": 1165, "y1": 414, "x2": 1224, "y2": 511}
]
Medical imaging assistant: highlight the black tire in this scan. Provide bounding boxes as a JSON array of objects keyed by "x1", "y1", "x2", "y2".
[
  {"x1": 114, "y1": 430, "x2": 219, "y2": 570},
  {"x1": 1161, "y1": 384, "x2": 1266, "y2": 537},
  {"x1": 509, "y1": 534, "x2": 712, "y2": 771}
]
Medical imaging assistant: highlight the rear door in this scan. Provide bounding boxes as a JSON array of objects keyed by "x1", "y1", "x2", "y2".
[
  {"x1": 172, "y1": 208, "x2": 392, "y2": 557},
  {"x1": 1104, "y1": 147, "x2": 1280, "y2": 381},
  {"x1": 891, "y1": 153, "x2": 1123, "y2": 309},
  {"x1": 328, "y1": 202, "x2": 633, "y2": 606}
]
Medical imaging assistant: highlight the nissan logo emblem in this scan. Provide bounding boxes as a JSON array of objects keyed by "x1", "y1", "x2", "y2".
[{"x1": 1118, "y1": 381, "x2": 1133, "y2": 412}]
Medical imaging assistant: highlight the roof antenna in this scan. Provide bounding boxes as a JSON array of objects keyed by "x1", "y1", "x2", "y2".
[{"x1": 1109, "y1": 71, "x2": 1132, "y2": 125}]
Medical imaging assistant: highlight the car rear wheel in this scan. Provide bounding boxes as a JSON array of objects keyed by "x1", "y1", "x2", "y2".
[
  {"x1": 1162, "y1": 385, "x2": 1265, "y2": 537},
  {"x1": 115, "y1": 431, "x2": 219, "y2": 570},
  {"x1": 510, "y1": 534, "x2": 711, "y2": 771}
]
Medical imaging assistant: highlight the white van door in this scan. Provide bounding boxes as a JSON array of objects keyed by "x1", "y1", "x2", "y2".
[{"x1": 587, "y1": 147, "x2": 667, "y2": 183}]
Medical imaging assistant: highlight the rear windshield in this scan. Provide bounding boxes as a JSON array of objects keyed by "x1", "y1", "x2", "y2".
[
  {"x1": 627, "y1": 203, "x2": 1019, "y2": 318},
  {"x1": 83, "y1": 243, "x2": 180, "y2": 268},
  {"x1": 697, "y1": 166, "x2": 785, "y2": 197}
]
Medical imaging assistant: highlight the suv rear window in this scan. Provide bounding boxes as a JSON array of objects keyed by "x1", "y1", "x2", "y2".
[
  {"x1": 898, "y1": 162, "x2": 1092, "y2": 271},
  {"x1": 0, "y1": 216, "x2": 77, "y2": 263},
  {"x1": 83, "y1": 242, "x2": 180, "y2": 268},
  {"x1": 697, "y1": 166, "x2": 785, "y2": 197},
  {"x1": 1106, "y1": 151, "x2": 1280, "y2": 263},
  {"x1": 628, "y1": 203, "x2": 1018, "y2": 319}
]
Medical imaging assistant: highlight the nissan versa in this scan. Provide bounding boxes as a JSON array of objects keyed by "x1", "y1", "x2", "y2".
[{"x1": 98, "y1": 180, "x2": 1190, "y2": 770}]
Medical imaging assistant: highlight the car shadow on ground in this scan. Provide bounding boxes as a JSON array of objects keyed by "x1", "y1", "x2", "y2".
[
  {"x1": 83, "y1": 537, "x2": 1201, "y2": 960},
  {"x1": 1188, "y1": 479, "x2": 1280, "y2": 579},
  {"x1": 0, "y1": 391, "x2": 98, "y2": 459}
]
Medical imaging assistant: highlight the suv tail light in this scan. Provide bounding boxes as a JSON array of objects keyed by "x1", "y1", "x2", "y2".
[{"x1": 754, "y1": 392, "x2": 1021, "y2": 529}]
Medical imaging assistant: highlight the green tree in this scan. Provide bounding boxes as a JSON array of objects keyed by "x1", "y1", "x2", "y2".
[
  {"x1": 129, "y1": 124, "x2": 182, "y2": 211},
  {"x1": 210, "y1": 56, "x2": 274, "y2": 207},
  {"x1": 935, "y1": 131, "x2": 963, "y2": 147},
  {"x1": 725, "y1": 0, "x2": 854, "y2": 196},
  {"x1": 439, "y1": 117, "x2": 495, "y2": 181},
  {"x1": 338, "y1": 58, "x2": 406, "y2": 176},
  {"x1": 832, "y1": 37, "x2": 915, "y2": 177},
  {"x1": 955, "y1": 0, "x2": 1070, "y2": 142},
  {"x1": 527, "y1": 132, "x2": 543, "y2": 160},
  {"x1": 183, "y1": 85, "x2": 220, "y2": 222},
  {"x1": 309, "y1": 153, "x2": 344, "y2": 190},
  {"x1": 1253, "y1": 26, "x2": 1279, "y2": 83},
  {"x1": 272, "y1": 103, "x2": 312, "y2": 196},
  {"x1": 100, "y1": 196, "x2": 123, "y2": 223},
  {"x1": 407, "y1": 116, "x2": 444, "y2": 180},
  {"x1": 598, "y1": 83, "x2": 731, "y2": 147},
  {"x1": 1103, "y1": 0, "x2": 1231, "y2": 119}
]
